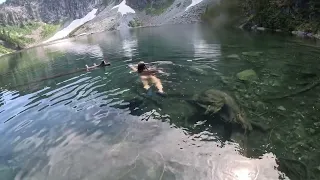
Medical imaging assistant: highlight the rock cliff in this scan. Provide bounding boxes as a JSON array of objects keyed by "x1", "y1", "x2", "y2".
[
  {"x1": 0, "y1": 0, "x2": 211, "y2": 26},
  {"x1": 0, "y1": 0, "x2": 103, "y2": 25}
]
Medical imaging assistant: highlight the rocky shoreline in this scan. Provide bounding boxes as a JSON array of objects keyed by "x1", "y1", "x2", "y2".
[
  {"x1": 235, "y1": 0, "x2": 320, "y2": 41},
  {"x1": 240, "y1": 24, "x2": 320, "y2": 40}
]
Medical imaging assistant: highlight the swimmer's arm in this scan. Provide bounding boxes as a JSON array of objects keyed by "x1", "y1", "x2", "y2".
[
  {"x1": 147, "y1": 69, "x2": 159, "y2": 73},
  {"x1": 157, "y1": 69, "x2": 165, "y2": 73},
  {"x1": 128, "y1": 64, "x2": 137, "y2": 72},
  {"x1": 86, "y1": 65, "x2": 95, "y2": 69},
  {"x1": 152, "y1": 68, "x2": 169, "y2": 76},
  {"x1": 148, "y1": 68, "x2": 165, "y2": 74}
]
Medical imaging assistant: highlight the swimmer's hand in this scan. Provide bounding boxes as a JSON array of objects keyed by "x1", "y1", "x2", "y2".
[
  {"x1": 128, "y1": 64, "x2": 137, "y2": 72},
  {"x1": 157, "y1": 69, "x2": 170, "y2": 76}
]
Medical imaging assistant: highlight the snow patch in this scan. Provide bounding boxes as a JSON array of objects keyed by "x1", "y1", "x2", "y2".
[
  {"x1": 185, "y1": 0, "x2": 204, "y2": 11},
  {"x1": 112, "y1": 0, "x2": 135, "y2": 16},
  {"x1": 43, "y1": 9, "x2": 98, "y2": 43}
]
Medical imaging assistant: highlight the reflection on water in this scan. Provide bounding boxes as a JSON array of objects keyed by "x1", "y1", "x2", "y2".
[
  {"x1": 44, "y1": 40, "x2": 104, "y2": 58},
  {"x1": 122, "y1": 39, "x2": 138, "y2": 58},
  {"x1": 193, "y1": 39, "x2": 221, "y2": 60},
  {"x1": 0, "y1": 24, "x2": 319, "y2": 180},
  {"x1": 192, "y1": 26, "x2": 221, "y2": 61},
  {"x1": 119, "y1": 28, "x2": 138, "y2": 59}
]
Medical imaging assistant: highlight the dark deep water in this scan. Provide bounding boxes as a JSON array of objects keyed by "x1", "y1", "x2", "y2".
[{"x1": 0, "y1": 24, "x2": 319, "y2": 180}]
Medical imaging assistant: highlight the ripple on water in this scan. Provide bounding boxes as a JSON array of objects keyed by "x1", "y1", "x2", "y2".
[{"x1": 1, "y1": 73, "x2": 107, "y2": 124}]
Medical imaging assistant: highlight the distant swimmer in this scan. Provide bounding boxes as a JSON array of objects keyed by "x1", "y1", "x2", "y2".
[
  {"x1": 128, "y1": 61, "x2": 166, "y2": 96},
  {"x1": 86, "y1": 59, "x2": 111, "y2": 71}
]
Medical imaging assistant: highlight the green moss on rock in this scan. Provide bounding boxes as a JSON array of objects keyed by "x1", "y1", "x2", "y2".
[
  {"x1": 0, "y1": 22, "x2": 40, "y2": 48},
  {"x1": 237, "y1": 69, "x2": 258, "y2": 82},
  {"x1": 41, "y1": 23, "x2": 60, "y2": 38},
  {"x1": 145, "y1": 0, "x2": 174, "y2": 16},
  {"x1": 0, "y1": 45, "x2": 13, "y2": 55},
  {"x1": 128, "y1": 19, "x2": 143, "y2": 27}
]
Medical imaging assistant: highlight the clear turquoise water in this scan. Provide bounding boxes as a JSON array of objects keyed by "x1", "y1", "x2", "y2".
[{"x1": 0, "y1": 24, "x2": 319, "y2": 179}]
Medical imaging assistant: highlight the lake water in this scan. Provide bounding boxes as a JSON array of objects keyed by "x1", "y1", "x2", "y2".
[{"x1": 0, "y1": 24, "x2": 319, "y2": 180}]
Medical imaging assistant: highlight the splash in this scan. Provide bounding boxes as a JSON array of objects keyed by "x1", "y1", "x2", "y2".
[
  {"x1": 112, "y1": 0, "x2": 135, "y2": 16},
  {"x1": 43, "y1": 9, "x2": 98, "y2": 43}
]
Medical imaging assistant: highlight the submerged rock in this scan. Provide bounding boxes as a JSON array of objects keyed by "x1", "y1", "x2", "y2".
[
  {"x1": 308, "y1": 128, "x2": 315, "y2": 134},
  {"x1": 193, "y1": 89, "x2": 252, "y2": 131},
  {"x1": 220, "y1": 76, "x2": 232, "y2": 85},
  {"x1": 300, "y1": 70, "x2": 317, "y2": 78},
  {"x1": 236, "y1": 69, "x2": 258, "y2": 82},
  {"x1": 256, "y1": 27, "x2": 266, "y2": 31},
  {"x1": 226, "y1": 54, "x2": 241, "y2": 60},
  {"x1": 314, "y1": 122, "x2": 320, "y2": 127},
  {"x1": 254, "y1": 101, "x2": 265, "y2": 110},
  {"x1": 242, "y1": 51, "x2": 263, "y2": 57},
  {"x1": 189, "y1": 66, "x2": 208, "y2": 75},
  {"x1": 273, "y1": 81, "x2": 281, "y2": 87},
  {"x1": 277, "y1": 106, "x2": 286, "y2": 111}
]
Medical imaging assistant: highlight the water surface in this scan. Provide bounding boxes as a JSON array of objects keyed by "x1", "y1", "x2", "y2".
[{"x1": 0, "y1": 24, "x2": 319, "y2": 180}]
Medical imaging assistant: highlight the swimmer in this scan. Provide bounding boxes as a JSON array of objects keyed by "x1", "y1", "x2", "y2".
[
  {"x1": 128, "y1": 61, "x2": 165, "y2": 96},
  {"x1": 86, "y1": 59, "x2": 110, "y2": 71}
]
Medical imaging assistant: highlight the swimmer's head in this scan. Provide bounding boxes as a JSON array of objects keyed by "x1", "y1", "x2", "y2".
[{"x1": 137, "y1": 62, "x2": 147, "y2": 73}]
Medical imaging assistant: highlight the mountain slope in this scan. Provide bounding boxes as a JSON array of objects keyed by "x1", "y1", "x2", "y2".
[{"x1": 69, "y1": 0, "x2": 215, "y2": 36}]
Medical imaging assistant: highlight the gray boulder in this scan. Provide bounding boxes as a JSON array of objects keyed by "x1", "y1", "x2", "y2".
[
  {"x1": 226, "y1": 54, "x2": 240, "y2": 60},
  {"x1": 236, "y1": 69, "x2": 258, "y2": 82},
  {"x1": 242, "y1": 51, "x2": 263, "y2": 57},
  {"x1": 189, "y1": 66, "x2": 208, "y2": 75}
]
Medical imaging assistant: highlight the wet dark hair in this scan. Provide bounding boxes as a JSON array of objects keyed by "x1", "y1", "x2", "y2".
[{"x1": 137, "y1": 63, "x2": 147, "y2": 73}]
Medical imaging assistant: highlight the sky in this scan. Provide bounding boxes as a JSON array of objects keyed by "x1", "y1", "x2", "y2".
[{"x1": 0, "y1": 0, "x2": 6, "y2": 4}]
